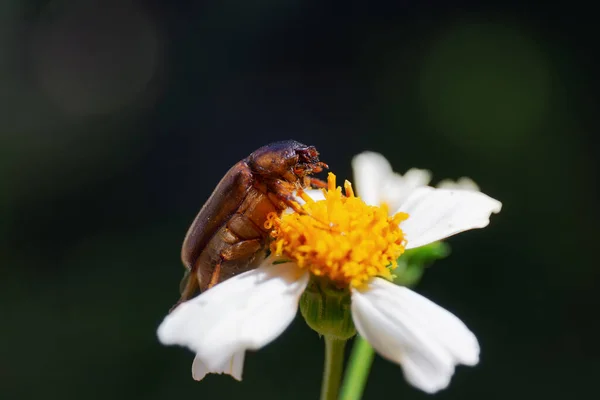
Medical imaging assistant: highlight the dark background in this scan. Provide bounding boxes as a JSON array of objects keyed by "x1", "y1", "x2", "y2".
[{"x1": 1, "y1": 1, "x2": 598, "y2": 399}]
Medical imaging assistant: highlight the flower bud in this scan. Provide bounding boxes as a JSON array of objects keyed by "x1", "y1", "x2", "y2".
[{"x1": 300, "y1": 277, "x2": 356, "y2": 340}]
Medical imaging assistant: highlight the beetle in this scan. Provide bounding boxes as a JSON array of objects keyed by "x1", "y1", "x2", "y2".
[{"x1": 173, "y1": 140, "x2": 327, "y2": 311}]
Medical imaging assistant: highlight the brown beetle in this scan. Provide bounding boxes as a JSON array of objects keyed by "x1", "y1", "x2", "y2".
[{"x1": 174, "y1": 140, "x2": 327, "y2": 310}]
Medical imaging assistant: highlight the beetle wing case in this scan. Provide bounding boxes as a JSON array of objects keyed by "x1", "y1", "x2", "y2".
[{"x1": 180, "y1": 161, "x2": 254, "y2": 271}]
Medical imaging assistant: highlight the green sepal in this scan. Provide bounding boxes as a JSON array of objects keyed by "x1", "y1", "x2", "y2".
[
  {"x1": 300, "y1": 277, "x2": 356, "y2": 340},
  {"x1": 393, "y1": 241, "x2": 451, "y2": 287}
]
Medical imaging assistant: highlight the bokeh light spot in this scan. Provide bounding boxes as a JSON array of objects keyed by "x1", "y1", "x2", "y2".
[
  {"x1": 419, "y1": 21, "x2": 552, "y2": 155},
  {"x1": 30, "y1": 0, "x2": 161, "y2": 116}
]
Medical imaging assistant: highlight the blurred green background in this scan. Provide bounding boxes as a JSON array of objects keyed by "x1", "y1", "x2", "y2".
[{"x1": 1, "y1": 1, "x2": 598, "y2": 399}]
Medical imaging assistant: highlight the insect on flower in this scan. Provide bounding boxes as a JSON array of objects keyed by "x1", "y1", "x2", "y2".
[
  {"x1": 158, "y1": 163, "x2": 502, "y2": 391},
  {"x1": 175, "y1": 140, "x2": 327, "y2": 310}
]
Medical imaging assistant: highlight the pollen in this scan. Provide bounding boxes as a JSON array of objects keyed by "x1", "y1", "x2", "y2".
[{"x1": 268, "y1": 172, "x2": 409, "y2": 288}]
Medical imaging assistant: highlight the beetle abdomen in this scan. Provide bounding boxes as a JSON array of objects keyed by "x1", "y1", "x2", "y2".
[
  {"x1": 235, "y1": 187, "x2": 281, "y2": 234},
  {"x1": 195, "y1": 187, "x2": 283, "y2": 291}
]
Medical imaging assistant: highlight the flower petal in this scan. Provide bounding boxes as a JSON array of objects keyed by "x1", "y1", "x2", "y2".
[
  {"x1": 192, "y1": 351, "x2": 245, "y2": 381},
  {"x1": 381, "y1": 168, "x2": 432, "y2": 212},
  {"x1": 398, "y1": 187, "x2": 501, "y2": 249},
  {"x1": 157, "y1": 260, "x2": 308, "y2": 370},
  {"x1": 351, "y1": 151, "x2": 393, "y2": 205},
  {"x1": 437, "y1": 177, "x2": 480, "y2": 192},
  {"x1": 352, "y1": 152, "x2": 433, "y2": 211},
  {"x1": 351, "y1": 278, "x2": 479, "y2": 393}
]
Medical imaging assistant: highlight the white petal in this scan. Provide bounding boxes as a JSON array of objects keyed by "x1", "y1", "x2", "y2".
[
  {"x1": 157, "y1": 260, "x2": 308, "y2": 370},
  {"x1": 398, "y1": 187, "x2": 502, "y2": 249},
  {"x1": 192, "y1": 351, "x2": 245, "y2": 381},
  {"x1": 399, "y1": 168, "x2": 433, "y2": 190},
  {"x1": 437, "y1": 177, "x2": 480, "y2": 192},
  {"x1": 351, "y1": 151, "x2": 393, "y2": 205},
  {"x1": 351, "y1": 278, "x2": 479, "y2": 393},
  {"x1": 381, "y1": 168, "x2": 432, "y2": 212}
]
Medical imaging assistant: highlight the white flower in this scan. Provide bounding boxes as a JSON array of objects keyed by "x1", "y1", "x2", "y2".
[{"x1": 158, "y1": 159, "x2": 501, "y2": 394}]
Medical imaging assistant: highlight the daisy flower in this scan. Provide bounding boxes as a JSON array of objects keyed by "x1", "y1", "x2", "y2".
[{"x1": 158, "y1": 167, "x2": 501, "y2": 393}]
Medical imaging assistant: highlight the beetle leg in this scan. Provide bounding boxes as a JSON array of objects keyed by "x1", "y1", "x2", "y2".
[
  {"x1": 309, "y1": 177, "x2": 328, "y2": 188},
  {"x1": 268, "y1": 183, "x2": 331, "y2": 229},
  {"x1": 268, "y1": 191, "x2": 305, "y2": 214},
  {"x1": 206, "y1": 239, "x2": 263, "y2": 290},
  {"x1": 267, "y1": 181, "x2": 333, "y2": 230},
  {"x1": 207, "y1": 260, "x2": 222, "y2": 289},
  {"x1": 171, "y1": 238, "x2": 262, "y2": 308},
  {"x1": 268, "y1": 179, "x2": 309, "y2": 213}
]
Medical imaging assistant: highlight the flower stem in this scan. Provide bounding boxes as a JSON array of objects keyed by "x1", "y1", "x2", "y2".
[
  {"x1": 320, "y1": 336, "x2": 346, "y2": 400},
  {"x1": 338, "y1": 335, "x2": 375, "y2": 400}
]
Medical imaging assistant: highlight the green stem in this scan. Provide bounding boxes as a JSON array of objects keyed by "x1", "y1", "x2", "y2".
[
  {"x1": 338, "y1": 335, "x2": 375, "y2": 400},
  {"x1": 320, "y1": 336, "x2": 347, "y2": 400}
]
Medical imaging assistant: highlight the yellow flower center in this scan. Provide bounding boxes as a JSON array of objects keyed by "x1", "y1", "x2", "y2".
[{"x1": 266, "y1": 172, "x2": 408, "y2": 288}]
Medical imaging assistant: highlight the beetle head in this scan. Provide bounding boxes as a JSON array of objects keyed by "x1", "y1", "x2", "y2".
[{"x1": 247, "y1": 140, "x2": 327, "y2": 183}]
